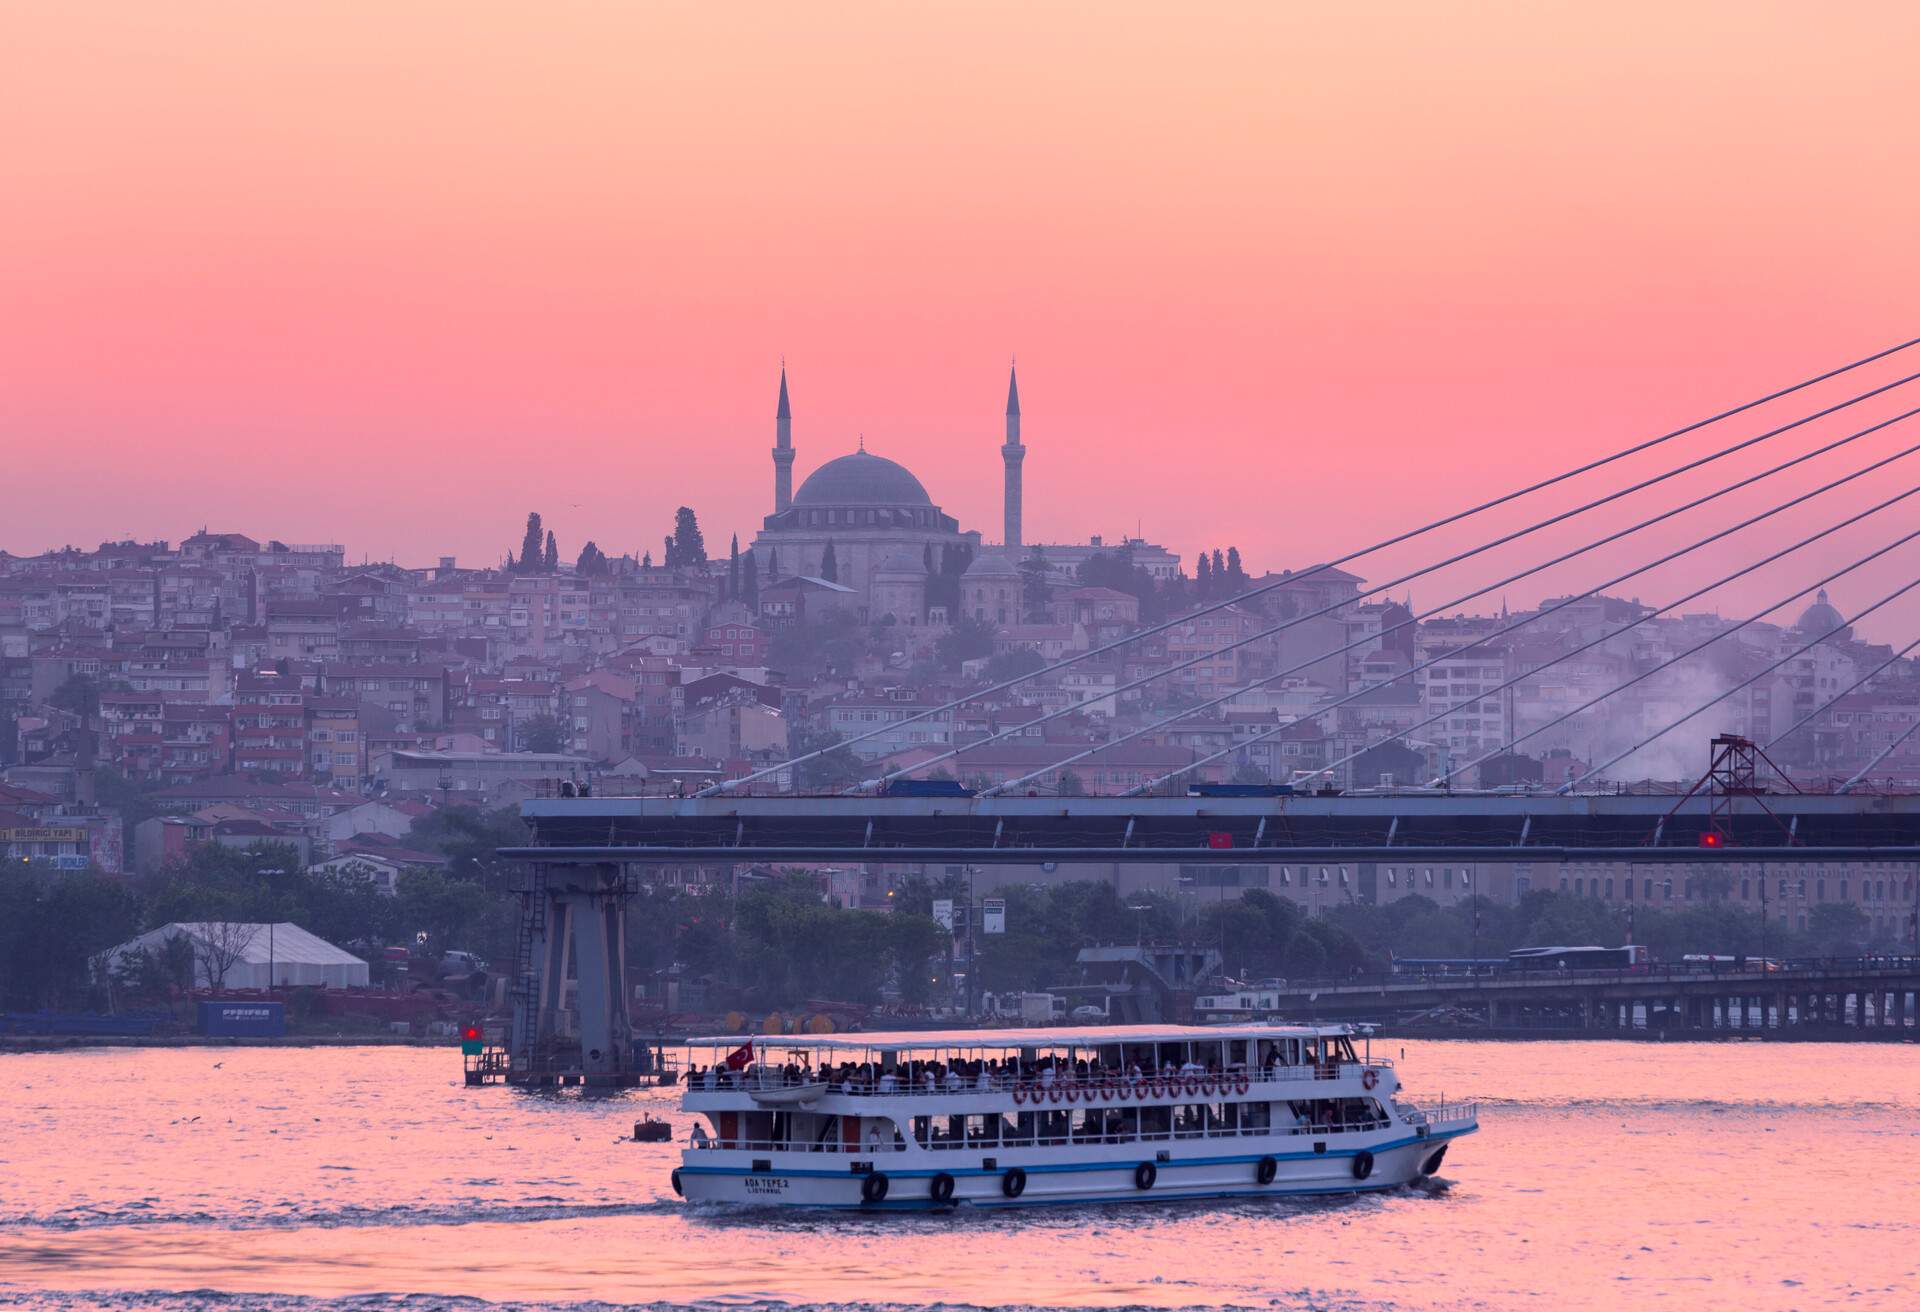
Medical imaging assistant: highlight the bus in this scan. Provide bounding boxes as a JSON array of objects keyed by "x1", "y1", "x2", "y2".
[{"x1": 1505, "y1": 945, "x2": 1650, "y2": 973}]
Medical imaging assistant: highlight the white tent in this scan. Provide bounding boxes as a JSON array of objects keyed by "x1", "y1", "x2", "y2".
[{"x1": 110, "y1": 922, "x2": 370, "y2": 989}]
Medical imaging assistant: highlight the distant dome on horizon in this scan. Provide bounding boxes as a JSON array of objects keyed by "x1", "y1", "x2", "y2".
[
  {"x1": 1796, "y1": 588, "x2": 1850, "y2": 639},
  {"x1": 792, "y1": 450, "x2": 934, "y2": 508}
]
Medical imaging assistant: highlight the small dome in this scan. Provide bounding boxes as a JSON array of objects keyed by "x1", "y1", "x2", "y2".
[
  {"x1": 1796, "y1": 589, "x2": 1850, "y2": 638},
  {"x1": 963, "y1": 551, "x2": 1021, "y2": 578},
  {"x1": 792, "y1": 450, "x2": 933, "y2": 507}
]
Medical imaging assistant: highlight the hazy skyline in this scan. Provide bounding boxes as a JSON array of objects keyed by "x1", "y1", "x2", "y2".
[{"x1": 7, "y1": 3, "x2": 1920, "y2": 630}]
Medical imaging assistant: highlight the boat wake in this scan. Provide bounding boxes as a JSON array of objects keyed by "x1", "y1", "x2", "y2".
[{"x1": 3, "y1": 1197, "x2": 680, "y2": 1233}]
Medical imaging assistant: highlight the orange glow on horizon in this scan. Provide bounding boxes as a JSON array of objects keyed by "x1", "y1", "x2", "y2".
[{"x1": 5, "y1": 2, "x2": 1920, "y2": 631}]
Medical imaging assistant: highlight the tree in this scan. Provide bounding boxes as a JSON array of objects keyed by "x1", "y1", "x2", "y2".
[
  {"x1": 765, "y1": 547, "x2": 779, "y2": 580},
  {"x1": 543, "y1": 530, "x2": 559, "y2": 572},
  {"x1": 742, "y1": 549, "x2": 759, "y2": 610},
  {"x1": 727, "y1": 535, "x2": 741, "y2": 602},
  {"x1": 790, "y1": 726, "x2": 866, "y2": 791},
  {"x1": 517, "y1": 711, "x2": 569, "y2": 753},
  {"x1": 576, "y1": 541, "x2": 609, "y2": 576},
  {"x1": 1224, "y1": 546, "x2": 1247, "y2": 592},
  {"x1": 1056, "y1": 769, "x2": 1086, "y2": 797},
  {"x1": 934, "y1": 618, "x2": 997, "y2": 671},
  {"x1": 518, "y1": 513, "x2": 544, "y2": 573},
  {"x1": 1019, "y1": 549, "x2": 1051, "y2": 621},
  {"x1": 665, "y1": 507, "x2": 707, "y2": 567},
  {"x1": 981, "y1": 647, "x2": 1046, "y2": 682},
  {"x1": 50, "y1": 673, "x2": 102, "y2": 719},
  {"x1": 1211, "y1": 548, "x2": 1226, "y2": 584},
  {"x1": 820, "y1": 538, "x2": 838, "y2": 583},
  {"x1": 1194, "y1": 552, "x2": 1214, "y2": 599},
  {"x1": 193, "y1": 920, "x2": 262, "y2": 989}
]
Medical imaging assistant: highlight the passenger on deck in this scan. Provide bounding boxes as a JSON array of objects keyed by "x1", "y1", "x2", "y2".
[{"x1": 690, "y1": 1123, "x2": 710, "y2": 1147}]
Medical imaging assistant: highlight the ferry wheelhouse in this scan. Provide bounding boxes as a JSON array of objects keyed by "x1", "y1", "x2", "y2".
[{"x1": 673, "y1": 1024, "x2": 1477, "y2": 1209}]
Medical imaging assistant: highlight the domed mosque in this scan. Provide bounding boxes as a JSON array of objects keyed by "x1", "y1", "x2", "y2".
[
  {"x1": 1794, "y1": 588, "x2": 1852, "y2": 642},
  {"x1": 751, "y1": 365, "x2": 1025, "y2": 621}
]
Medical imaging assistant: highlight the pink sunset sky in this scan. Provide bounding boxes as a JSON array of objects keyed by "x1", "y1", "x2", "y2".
[{"x1": 6, "y1": 3, "x2": 1920, "y2": 634}]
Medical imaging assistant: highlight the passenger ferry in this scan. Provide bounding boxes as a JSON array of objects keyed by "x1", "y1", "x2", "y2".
[{"x1": 672, "y1": 1024, "x2": 1477, "y2": 1209}]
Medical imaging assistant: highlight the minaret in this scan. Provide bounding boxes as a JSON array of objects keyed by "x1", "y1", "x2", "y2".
[
  {"x1": 772, "y1": 365, "x2": 795, "y2": 514},
  {"x1": 1001, "y1": 363, "x2": 1024, "y2": 549}
]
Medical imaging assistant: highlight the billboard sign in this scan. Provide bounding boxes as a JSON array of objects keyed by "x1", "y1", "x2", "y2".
[
  {"x1": 983, "y1": 898, "x2": 1006, "y2": 934},
  {"x1": 932, "y1": 898, "x2": 955, "y2": 931}
]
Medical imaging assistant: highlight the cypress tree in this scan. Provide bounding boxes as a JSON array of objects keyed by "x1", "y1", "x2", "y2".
[
  {"x1": 820, "y1": 538, "x2": 838, "y2": 583},
  {"x1": 518, "y1": 513, "x2": 544, "y2": 573},
  {"x1": 1196, "y1": 552, "x2": 1213, "y2": 598},
  {"x1": 544, "y1": 530, "x2": 558, "y2": 572},
  {"x1": 743, "y1": 549, "x2": 759, "y2": 609},
  {"x1": 728, "y1": 535, "x2": 741, "y2": 601}
]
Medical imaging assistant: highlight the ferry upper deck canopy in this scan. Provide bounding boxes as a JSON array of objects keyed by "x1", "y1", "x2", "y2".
[{"x1": 686, "y1": 1023, "x2": 1358, "y2": 1053}]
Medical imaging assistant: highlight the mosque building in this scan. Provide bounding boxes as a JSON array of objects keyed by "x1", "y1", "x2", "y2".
[{"x1": 750, "y1": 365, "x2": 1177, "y2": 624}]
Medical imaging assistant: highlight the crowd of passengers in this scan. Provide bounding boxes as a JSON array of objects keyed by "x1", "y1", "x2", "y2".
[
  {"x1": 689, "y1": 1042, "x2": 1357, "y2": 1094},
  {"x1": 688, "y1": 1095, "x2": 1388, "y2": 1152}
]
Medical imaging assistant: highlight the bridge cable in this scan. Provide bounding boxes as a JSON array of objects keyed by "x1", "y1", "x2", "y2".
[
  {"x1": 1425, "y1": 521, "x2": 1920, "y2": 791},
  {"x1": 973, "y1": 406, "x2": 1920, "y2": 795},
  {"x1": 1836, "y1": 712, "x2": 1920, "y2": 793},
  {"x1": 874, "y1": 385, "x2": 1920, "y2": 793},
  {"x1": 698, "y1": 337, "x2": 1920, "y2": 795},
  {"x1": 1131, "y1": 484, "x2": 1920, "y2": 796},
  {"x1": 1565, "y1": 571, "x2": 1920, "y2": 790},
  {"x1": 1763, "y1": 633, "x2": 1920, "y2": 751}
]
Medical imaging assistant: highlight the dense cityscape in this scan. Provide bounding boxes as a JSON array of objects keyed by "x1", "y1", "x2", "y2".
[{"x1": 3, "y1": 366, "x2": 1917, "y2": 1018}]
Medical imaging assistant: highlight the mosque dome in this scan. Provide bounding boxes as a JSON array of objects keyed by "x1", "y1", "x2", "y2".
[
  {"x1": 871, "y1": 551, "x2": 927, "y2": 579},
  {"x1": 1796, "y1": 589, "x2": 1850, "y2": 639},
  {"x1": 792, "y1": 450, "x2": 933, "y2": 508},
  {"x1": 963, "y1": 551, "x2": 1021, "y2": 578}
]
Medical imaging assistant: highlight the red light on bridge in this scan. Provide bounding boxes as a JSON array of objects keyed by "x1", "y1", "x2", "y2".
[
  {"x1": 461, "y1": 1023, "x2": 482, "y2": 1042},
  {"x1": 1699, "y1": 831, "x2": 1725, "y2": 848},
  {"x1": 1207, "y1": 832, "x2": 1234, "y2": 850}
]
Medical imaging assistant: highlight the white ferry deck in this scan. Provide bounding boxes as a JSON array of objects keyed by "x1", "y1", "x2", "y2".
[{"x1": 672, "y1": 1023, "x2": 1477, "y2": 1209}]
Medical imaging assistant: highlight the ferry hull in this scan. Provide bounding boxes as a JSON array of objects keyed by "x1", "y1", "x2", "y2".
[{"x1": 676, "y1": 1127, "x2": 1470, "y2": 1210}]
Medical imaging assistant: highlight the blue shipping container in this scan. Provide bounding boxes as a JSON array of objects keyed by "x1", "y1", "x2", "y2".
[{"x1": 197, "y1": 1000, "x2": 286, "y2": 1037}]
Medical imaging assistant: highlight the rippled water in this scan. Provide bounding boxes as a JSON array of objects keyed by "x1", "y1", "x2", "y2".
[{"x1": 2, "y1": 1040, "x2": 1917, "y2": 1311}]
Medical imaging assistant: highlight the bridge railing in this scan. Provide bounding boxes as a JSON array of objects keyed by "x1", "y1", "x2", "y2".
[{"x1": 1292, "y1": 954, "x2": 1920, "y2": 992}]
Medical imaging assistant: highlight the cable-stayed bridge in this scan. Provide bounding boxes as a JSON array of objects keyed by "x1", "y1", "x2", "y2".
[
  {"x1": 507, "y1": 789, "x2": 1920, "y2": 867},
  {"x1": 489, "y1": 339, "x2": 1920, "y2": 1080}
]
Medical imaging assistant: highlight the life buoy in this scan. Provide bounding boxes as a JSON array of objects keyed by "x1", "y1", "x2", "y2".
[
  {"x1": 670, "y1": 1169, "x2": 684, "y2": 1197},
  {"x1": 1012, "y1": 1083, "x2": 1028, "y2": 1105},
  {"x1": 1361, "y1": 1068, "x2": 1379, "y2": 1091},
  {"x1": 1134, "y1": 1161, "x2": 1157, "y2": 1190},
  {"x1": 1235, "y1": 1074, "x2": 1251, "y2": 1095},
  {"x1": 1064, "y1": 1084, "x2": 1079, "y2": 1104},
  {"x1": 862, "y1": 1171, "x2": 890, "y2": 1204},
  {"x1": 1185, "y1": 1075, "x2": 1202, "y2": 1097},
  {"x1": 1202, "y1": 1075, "x2": 1217, "y2": 1096},
  {"x1": 1001, "y1": 1166, "x2": 1027, "y2": 1198},
  {"x1": 1117, "y1": 1081, "x2": 1132, "y2": 1101},
  {"x1": 1255, "y1": 1156, "x2": 1278, "y2": 1185},
  {"x1": 1351, "y1": 1150, "x2": 1375, "y2": 1182},
  {"x1": 929, "y1": 1172, "x2": 955, "y2": 1203},
  {"x1": 1048, "y1": 1085, "x2": 1063, "y2": 1104}
]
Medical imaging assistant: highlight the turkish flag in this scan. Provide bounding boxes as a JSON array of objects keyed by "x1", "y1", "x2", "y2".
[{"x1": 723, "y1": 1041, "x2": 754, "y2": 1070}]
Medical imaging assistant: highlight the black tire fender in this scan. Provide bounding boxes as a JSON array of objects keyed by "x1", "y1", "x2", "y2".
[
  {"x1": 861, "y1": 1171, "x2": 890, "y2": 1204},
  {"x1": 1001, "y1": 1166, "x2": 1028, "y2": 1198},
  {"x1": 1351, "y1": 1150, "x2": 1375, "y2": 1182},
  {"x1": 929, "y1": 1172, "x2": 955, "y2": 1203},
  {"x1": 1256, "y1": 1155, "x2": 1278, "y2": 1185},
  {"x1": 670, "y1": 1169, "x2": 683, "y2": 1197},
  {"x1": 1134, "y1": 1161, "x2": 1157, "y2": 1191},
  {"x1": 1420, "y1": 1145, "x2": 1449, "y2": 1177}
]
